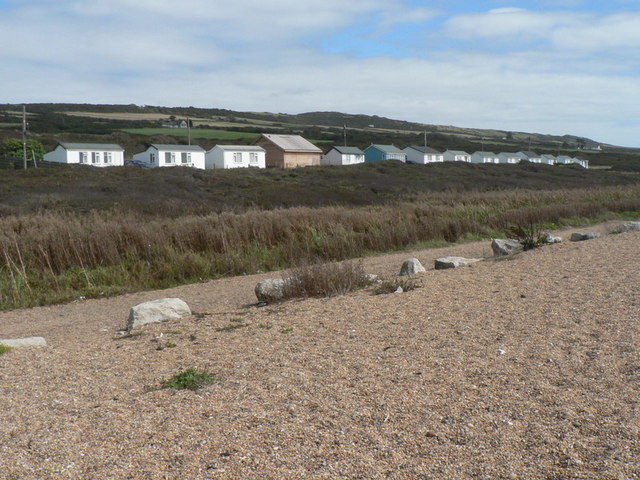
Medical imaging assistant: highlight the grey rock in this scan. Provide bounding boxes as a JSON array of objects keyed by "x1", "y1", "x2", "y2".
[
  {"x1": 491, "y1": 238, "x2": 523, "y2": 256},
  {"x1": 570, "y1": 232, "x2": 601, "y2": 242},
  {"x1": 394, "y1": 286, "x2": 404, "y2": 294},
  {"x1": 255, "y1": 278, "x2": 288, "y2": 302},
  {"x1": 545, "y1": 233, "x2": 562, "y2": 244},
  {"x1": 400, "y1": 258, "x2": 426, "y2": 276},
  {"x1": 616, "y1": 222, "x2": 640, "y2": 233},
  {"x1": 0, "y1": 336, "x2": 47, "y2": 347},
  {"x1": 435, "y1": 256, "x2": 483, "y2": 270},
  {"x1": 127, "y1": 298, "x2": 191, "y2": 331}
]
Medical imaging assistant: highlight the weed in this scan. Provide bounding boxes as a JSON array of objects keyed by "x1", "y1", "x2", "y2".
[
  {"x1": 257, "y1": 323, "x2": 272, "y2": 329},
  {"x1": 160, "y1": 368, "x2": 217, "y2": 391},
  {"x1": 280, "y1": 260, "x2": 374, "y2": 300},
  {"x1": 0, "y1": 344, "x2": 12, "y2": 355},
  {"x1": 374, "y1": 277, "x2": 422, "y2": 295},
  {"x1": 215, "y1": 324, "x2": 247, "y2": 332},
  {"x1": 506, "y1": 222, "x2": 548, "y2": 250},
  {"x1": 280, "y1": 327, "x2": 294, "y2": 334}
]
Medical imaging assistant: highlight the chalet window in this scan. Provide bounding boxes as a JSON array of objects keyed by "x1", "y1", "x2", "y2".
[
  {"x1": 150, "y1": 153, "x2": 155, "y2": 163},
  {"x1": 181, "y1": 152, "x2": 191, "y2": 164},
  {"x1": 79, "y1": 152, "x2": 88, "y2": 164},
  {"x1": 165, "y1": 152, "x2": 175, "y2": 164},
  {"x1": 104, "y1": 152, "x2": 112, "y2": 164},
  {"x1": 249, "y1": 152, "x2": 258, "y2": 163},
  {"x1": 92, "y1": 152, "x2": 100, "y2": 164},
  {"x1": 234, "y1": 152, "x2": 243, "y2": 163}
]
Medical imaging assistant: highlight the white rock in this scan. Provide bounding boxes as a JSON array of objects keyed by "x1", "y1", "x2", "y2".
[
  {"x1": 255, "y1": 278, "x2": 289, "y2": 302},
  {"x1": 394, "y1": 286, "x2": 404, "y2": 294},
  {"x1": 400, "y1": 258, "x2": 426, "y2": 276},
  {"x1": 545, "y1": 233, "x2": 562, "y2": 244},
  {"x1": 570, "y1": 232, "x2": 601, "y2": 242},
  {"x1": 435, "y1": 256, "x2": 483, "y2": 270},
  {"x1": 616, "y1": 222, "x2": 640, "y2": 233},
  {"x1": 491, "y1": 238, "x2": 523, "y2": 256},
  {"x1": 0, "y1": 336, "x2": 47, "y2": 347},
  {"x1": 127, "y1": 298, "x2": 191, "y2": 331}
]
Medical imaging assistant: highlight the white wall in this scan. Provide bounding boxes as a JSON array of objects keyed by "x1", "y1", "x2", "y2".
[
  {"x1": 206, "y1": 146, "x2": 266, "y2": 169},
  {"x1": 44, "y1": 146, "x2": 124, "y2": 167},
  {"x1": 134, "y1": 147, "x2": 206, "y2": 169},
  {"x1": 321, "y1": 149, "x2": 364, "y2": 166}
]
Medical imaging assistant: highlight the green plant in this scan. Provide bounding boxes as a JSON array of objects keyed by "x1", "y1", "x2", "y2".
[
  {"x1": 280, "y1": 327, "x2": 293, "y2": 334},
  {"x1": 0, "y1": 344, "x2": 12, "y2": 355},
  {"x1": 215, "y1": 323, "x2": 247, "y2": 332},
  {"x1": 374, "y1": 277, "x2": 422, "y2": 295},
  {"x1": 506, "y1": 222, "x2": 548, "y2": 250},
  {"x1": 160, "y1": 367, "x2": 217, "y2": 391}
]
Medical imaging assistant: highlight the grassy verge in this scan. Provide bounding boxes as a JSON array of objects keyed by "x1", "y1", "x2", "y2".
[{"x1": 1, "y1": 185, "x2": 639, "y2": 310}]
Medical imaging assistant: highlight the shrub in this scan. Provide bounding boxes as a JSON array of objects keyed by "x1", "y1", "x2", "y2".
[
  {"x1": 506, "y1": 222, "x2": 548, "y2": 250},
  {"x1": 281, "y1": 260, "x2": 374, "y2": 300},
  {"x1": 160, "y1": 367, "x2": 217, "y2": 391}
]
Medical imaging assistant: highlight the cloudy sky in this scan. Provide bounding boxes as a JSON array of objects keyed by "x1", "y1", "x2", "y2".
[{"x1": 1, "y1": 0, "x2": 640, "y2": 146}]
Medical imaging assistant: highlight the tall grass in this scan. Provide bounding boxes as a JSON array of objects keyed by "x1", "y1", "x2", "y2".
[{"x1": 1, "y1": 185, "x2": 640, "y2": 310}]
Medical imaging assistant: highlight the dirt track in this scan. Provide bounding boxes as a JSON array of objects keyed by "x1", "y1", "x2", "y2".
[{"x1": 1, "y1": 224, "x2": 639, "y2": 479}]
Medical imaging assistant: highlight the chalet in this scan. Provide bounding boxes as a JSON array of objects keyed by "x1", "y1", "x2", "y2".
[
  {"x1": 206, "y1": 145, "x2": 266, "y2": 169},
  {"x1": 470, "y1": 151, "x2": 500, "y2": 164},
  {"x1": 253, "y1": 134, "x2": 322, "y2": 168},
  {"x1": 43, "y1": 142, "x2": 125, "y2": 167},
  {"x1": 321, "y1": 146, "x2": 365, "y2": 166},
  {"x1": 443, "y1": 150, "x2": 471, "y2": 162},
  {"x1": 132, "y1": 144, "x2": 206, "y2": 169},
  {"x1": 517, "y1": 151, "x2": 543, "y2": 164},
  {"x1": 555, "y1": 155, "x2": 574, "y2": 165},
  {"x1": 497, "y1": 152, "x2": 526, "y2": 164},
  {"x1": 540, "y1": 154, "x2": 556, "y2": 165},
  {"x1": 403, "y1": 146, "x2": 444, "y2": 164},
  {"x1": 364, "y1": 144, "x2": 407, "y2": 163}
]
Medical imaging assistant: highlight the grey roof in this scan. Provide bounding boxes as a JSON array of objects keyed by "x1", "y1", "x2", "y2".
[
  {"x1": 498, "y1": 152, "x2": 526, "y2": 157},
  {"x1": 213, "y1": 145, "x2": 265, "y2": 152},
  {"x1": 445, "y1": 150, "x2": 470, "y2": 155},
  {"x1": 406, "y1": 146, "x2": 442, "y2": 154},
  {"x1": 368, "y1": 144, "x2": 406, "y2": 154},
  {"x1": 259, "y1": 134, "x2": 322, "y2": 152},
  {"x1": 518, "y1": 151, "x2": 540, "y2": 158},
  {"x1": 150, "y1": 144, "x2": 205, "y2": 152},
  {"x1": 541, "y1": 154, "x2": 556, "y2": 159},
  {"x1": 58, "y1": 142, "x2": 124, "y2": 151},
  {"x1": 330, "y1": 146, "x2": 365, "y2": 155},
  {"x1": 474, "y1": 151, "x2": 497, "y2": 156}
]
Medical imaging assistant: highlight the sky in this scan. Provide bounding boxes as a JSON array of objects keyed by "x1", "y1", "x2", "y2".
[{"x1": 1, "y1": 0, "x2": 640, "y2": 146}]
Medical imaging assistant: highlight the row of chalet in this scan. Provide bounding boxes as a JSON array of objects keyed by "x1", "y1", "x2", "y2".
[{"x1": 42, "y1": 135, "x2": 589, "y2": 170}]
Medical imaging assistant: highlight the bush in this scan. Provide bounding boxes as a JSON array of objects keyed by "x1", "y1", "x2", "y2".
[
  {"x1": 160, "y1": 368, "x2": 217, "y2": 391},
  {"x1": 281, "y1": 260, "x2": 374, "y2": 300},
  {"x1": 506, "y1": 222, "x2": 548, "y2": 250}
]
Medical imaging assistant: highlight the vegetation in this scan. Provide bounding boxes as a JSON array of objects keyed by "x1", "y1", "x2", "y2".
[
  {"x1": 0, "y1": 344, "x2": 12, "y2": 355},
  {"x1": 281, "y1": 260, "x2": 373, "y2": 300},
  {"x1": 506, "y1": 222, "x2": 549, "y2": 250},
  {"x1": 160, "y1": 368, "x2": 217, "y2": 391},
  {"x1": 374, "y1": 277, "x2": 422, "y2": 295},
  {"x1": 122, "y1": 128, "x2": 259, "y2": 141}
]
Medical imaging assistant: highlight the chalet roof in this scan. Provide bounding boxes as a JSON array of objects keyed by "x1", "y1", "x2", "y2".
[
  {"x1": 58, "y1": 142, "x2": 124, "y2": 151},
  {"x1": 474, "y1": 151, "x2": 497, "y2": 156},
  {"x1": 499, "y1": 152, "x2": 526, "y2": 157},
  {"x1": 213, "y1": 145, "x2": 265, "y2": 152},
  {"x1": 541, "y1": 154, "x2": 556, "y2": 159},
  {"x1": 150, "y1": 144, "x2": 205, "y2": 152},
  {"x1": 368, "y1": 144, "x2": 405, "y2": 154},
  {"x1": 406, "y1": 146, "x2": 442, "y2": 154},
  {"x1": 258, "y1": 134, "x2": 322, "y2": 153},
  {"x1": 330, "y1": 146, "x2": 365, "y2": 155},
  {"x1": 444, "y1": 150, "x2": 470, "y2": 155},
  {"x1": 518, "y1": 151, "x2": 540, "y2": 158}
]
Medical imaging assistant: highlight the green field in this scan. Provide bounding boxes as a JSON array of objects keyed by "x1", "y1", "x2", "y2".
[{"x1": 123, "y1": 127, "x2": 260, "y2": 141}]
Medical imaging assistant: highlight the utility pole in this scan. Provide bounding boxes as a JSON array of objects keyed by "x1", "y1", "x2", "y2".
[
  {"x1": 343, "y1": 124, "x2": 347, "y2": 147},
  {"x1": 22, "y1": 105, "x2": 27, "y2": 169},
  {"x1": 424, "y1": 130, "x2": 427, "y2": 148},
  {"x1": 187, "y1": 118, "x2": 191, "y2": 145}
]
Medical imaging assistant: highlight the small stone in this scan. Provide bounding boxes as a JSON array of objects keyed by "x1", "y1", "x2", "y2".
[
  {"x1": 545, "y1": 233, "x2": 562, "y2": 243},
  {"x1": 491, "y1": 238, "x2": 523, "y2": 256},
  {"x1": 570, "y1": 231, "x2": 601, "y2": 242},
  {"x1": 394, "y1": 286, "x2": 404, "y2": 294}
]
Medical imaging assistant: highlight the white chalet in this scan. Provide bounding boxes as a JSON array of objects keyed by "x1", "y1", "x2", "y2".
[
  {"x1": 206, "y1": 145, "x2": 266, "y2": 169},
  {"x1": 43, "y1": 142, "x2": 125, "y2": 167},
  {"x1": 497, "y1": 152, "x2": 526, "y2": 164},
  {"x1": 132, "y1": 144, "x2": 206, "y2": 169},
  {"x1": 471, "y1": 151, "x2": 500, "y2": 164},
  {"x1": 443, "y1": 150, "x2": 471, "y2": 162},
  {"x1": 555, "y1": 155, "x2": 574, "y2": 165},
  {"x1": 321, "y1": 146, "x2": 365, "y2": 166},
  {"x1": 540, "y1": 154, "x2": 556, "y2": 165},
  {"x1": 403, "y1": 146, "x2": 444, "y2": 164},
  {"x1": 517, "y1": 151, "x2": 543, "y2": 164}
]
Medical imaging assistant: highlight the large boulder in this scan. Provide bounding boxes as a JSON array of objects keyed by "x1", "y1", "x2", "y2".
[
  {"x1": 400, "y1": 258, "x2": 426, "y2": 276},
  {"x1": 0, "y1": 337, "x2": 47, "y2": 347},
  {"x1": 127, "y1": 298, "x2": 191, "y2": 331},
  {"x1": 570, "y1": 232, "x2": 601, "y2": 242},
  {"x1": 435, "y1": 256, "x2": 483, "y2": 270},
  {"x1": 255, "y1": 278, "x2": 289, "y2": 302},
  {"x1": 616, "y1": 222, "x2": 640, "y2": 233},
  {"x1": 491, "y1": 238, "x2": 523, "y2": 256}
]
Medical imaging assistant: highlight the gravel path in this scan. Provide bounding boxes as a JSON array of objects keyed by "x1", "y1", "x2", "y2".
[{"x1": 1, "y1": 223, "x2": 638, "y2": 479}]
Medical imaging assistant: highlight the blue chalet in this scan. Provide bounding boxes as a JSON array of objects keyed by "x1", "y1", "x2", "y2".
[{"x1": 364, "y1": 144, "x2": 407, "y2": 163}]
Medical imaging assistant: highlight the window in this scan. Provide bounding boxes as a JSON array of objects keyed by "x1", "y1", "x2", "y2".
[
  {"x1": 233, "y1": 152, "x2": 243, "y2": 163},
  {"x1": 181, "y1": 152, "x2": 191, "y2": 164},
  {"x1": 150, "y1": 153, "x2": 156, "y2": 164},
  {"x1": 249, "y1": 152, "x2": 258, "y2": 163},
  {"x1": 92, "y1": 152, "x2": 100, "y2": 164},
  {"x1": 165, "y1": 152, "x2": 175, "y2": 164},
  {"x1": 79, "y1": 152, "x2": 88, "y2": 164},
  {"x1": 104, "y1": 152, "x2": 112, "y2": 164}
]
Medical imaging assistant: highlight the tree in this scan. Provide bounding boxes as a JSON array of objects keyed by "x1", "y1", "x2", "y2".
[{"x1": 1, "y1": 139, "x2": 45, "y2": 160}]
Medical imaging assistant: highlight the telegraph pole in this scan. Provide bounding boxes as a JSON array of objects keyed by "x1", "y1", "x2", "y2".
[
  {"x1": 343, "y1": 124, "x2": 347, "y2": 146},
  {"x1": 22, "y1": 105, "x2": 27, "y2": 169},
  {"x1": 187, "y1": 118, "x2": 191, "y2": 145}
]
